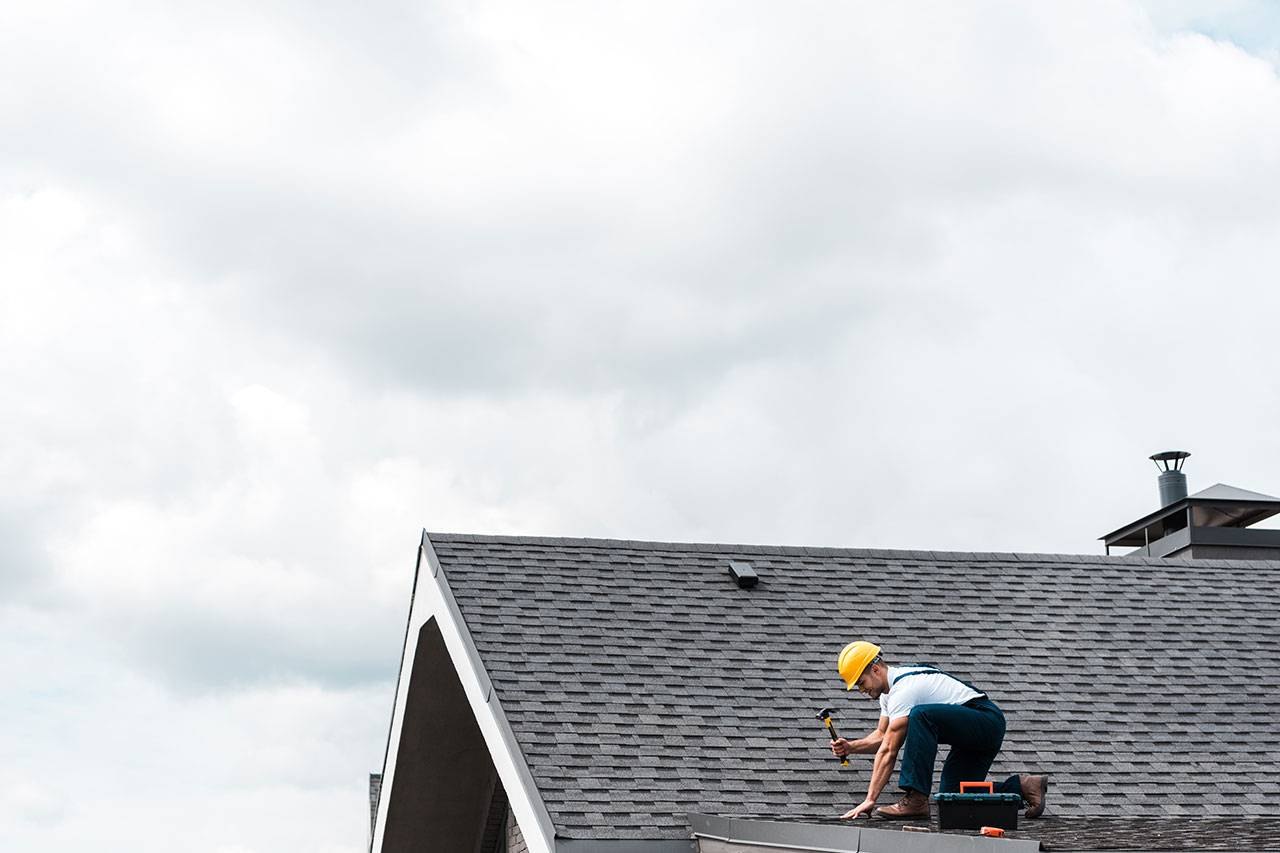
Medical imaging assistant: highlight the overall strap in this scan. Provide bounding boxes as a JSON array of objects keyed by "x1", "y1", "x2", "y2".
[
  {"x1": 893, "y1": 664, "x2": 987, "y2": 698},
  {"x1": 891, "y1": 665, "x2": 940, "y2": 686}
]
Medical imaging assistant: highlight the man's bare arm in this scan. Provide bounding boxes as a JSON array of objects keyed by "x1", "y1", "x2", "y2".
[
  {"x1": 864, "y1": 717, "x2": 908, "y2": 801},
  {"x1": 836, "y1": 716, "x2": 889, "y2": 756},
  {"x1": 839, "y1": 716, "x2": 908, "y2": 819},
  {"x1": 831, "y1": 716, "x2": 889, "y2": 757}
]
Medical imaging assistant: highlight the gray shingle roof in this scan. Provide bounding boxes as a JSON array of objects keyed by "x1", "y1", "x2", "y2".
[
  {"x1": 428, "y1": 533, "x2": 1280, "y2": 842},
  {"x1": 1018, "y1": 817, "x2": 1280, "y2": 851}
]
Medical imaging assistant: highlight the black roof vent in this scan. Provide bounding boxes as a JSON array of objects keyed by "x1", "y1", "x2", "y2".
[{"x1": 728, "y1": 561, "x2": 758, "y2": 589}]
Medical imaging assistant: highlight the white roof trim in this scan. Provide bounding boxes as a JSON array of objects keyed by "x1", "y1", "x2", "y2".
[{"x1": 372, "y1": 533, "x2": 557, "y2": 853}]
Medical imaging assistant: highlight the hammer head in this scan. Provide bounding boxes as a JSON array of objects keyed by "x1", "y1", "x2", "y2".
[{"x1": 815, "y1": 706, "x2": 836, "y2": 721}]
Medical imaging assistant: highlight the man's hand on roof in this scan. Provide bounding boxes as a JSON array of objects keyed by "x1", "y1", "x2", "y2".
[
  {"x1": 840, "y1": 798, "x2": 877, "y2": 820},
  {"x1": 831, "y1": 738, "x2": 854, "y2": 757}
]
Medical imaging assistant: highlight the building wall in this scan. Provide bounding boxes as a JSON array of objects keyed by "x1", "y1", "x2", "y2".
[
  {"x1": 368, "y1": 773, "x2": 382, "y2": 850},
  {"x1": 507, "y1": 805, "x2": 528, "y2": 853},
  {"x1": 1184, "y1": 545, "x2": 1280, "y2": 560},
  {"x1": 379, "y1": 617, "x2": 499, "y2": 853}
]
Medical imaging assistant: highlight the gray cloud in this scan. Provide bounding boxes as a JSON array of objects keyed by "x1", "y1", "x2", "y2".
[
  {"x1": 0, "y1": 508, "x2": 55, "y2": 598},
  {"x1": 3, "y1": 3, "x2": 1280, "y2": 850}
]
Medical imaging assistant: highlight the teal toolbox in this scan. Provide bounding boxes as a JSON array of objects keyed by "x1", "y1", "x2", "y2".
[{"x1": 933, "y1": 782, "x2": 1021, "y2": 830}]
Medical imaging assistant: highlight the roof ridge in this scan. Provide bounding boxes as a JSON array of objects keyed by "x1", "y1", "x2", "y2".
[{"x1": 423, "y1": 530, "x2": 1280, "y2": 566}]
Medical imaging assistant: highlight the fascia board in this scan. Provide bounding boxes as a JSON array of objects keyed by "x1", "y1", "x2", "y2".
[
  {"x1": 689, "y1": 814, "x2": 858, "y2": 853},
  {"x1": 556, "y1": 841, "x2": 695, "y2": 853},
  {"x1": 688, "y1": 815, "x2": 1039, "y2": 853},
  {"x1": 1098, "y1": 500, "x2": 1188, "y2": 545},
  {"x1": 858, "y1": 826, "x2": 1038, "y2": 853},
  {"x1": 369, "y1": 537, "x2": 423, "y2": 852},
  {"x1": 371, "y1": 533, "x2": 557, "y2": 853},
  {"x1": 1101, "y1": 496, "x2": 1280, "y2": 545}
]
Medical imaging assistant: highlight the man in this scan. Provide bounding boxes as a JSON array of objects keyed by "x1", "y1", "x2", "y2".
[{"x1": 830, "y1": 641, "x2": 1048, "y2": 820}]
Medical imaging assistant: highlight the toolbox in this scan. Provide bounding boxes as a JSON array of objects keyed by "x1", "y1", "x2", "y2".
[{"x1": 934, "y1": 782, "x2": 1021, "y2": 830}]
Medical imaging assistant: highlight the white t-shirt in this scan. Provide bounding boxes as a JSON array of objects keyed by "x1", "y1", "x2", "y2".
[{"x1": 879, "y1": 666, "x2": 983, "y2": 721}]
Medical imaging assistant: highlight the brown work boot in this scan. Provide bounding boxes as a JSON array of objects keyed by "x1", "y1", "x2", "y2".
[
  {"x1": 1021, "y1": 774, "x2": 1049, "y2": 818},
  {"x1": 875, "y1": 790, "x2": 930, "y2": 820}
]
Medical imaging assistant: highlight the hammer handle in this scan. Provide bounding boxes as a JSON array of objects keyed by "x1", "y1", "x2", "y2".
[{"x1": 823, "y1": 719, "x2": 849, "y2": 767}]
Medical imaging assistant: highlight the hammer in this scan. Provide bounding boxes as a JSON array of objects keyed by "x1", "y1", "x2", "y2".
[{"x1": 816, "y1": 707, "x2": 848, "y2": 767}]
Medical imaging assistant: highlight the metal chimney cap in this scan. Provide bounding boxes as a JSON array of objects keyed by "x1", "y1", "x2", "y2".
[{"x1": 1150, "y1": 450, "x2": 1190, "y2": 472}]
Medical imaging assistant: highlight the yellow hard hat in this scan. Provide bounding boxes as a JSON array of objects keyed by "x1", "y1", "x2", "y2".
[{"x1": 838, "y1": 641, "x2": 882, "y2": 690}]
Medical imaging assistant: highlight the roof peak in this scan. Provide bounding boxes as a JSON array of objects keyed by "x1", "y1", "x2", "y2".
[{"x1": 1187, "y1": 482, "x2": 1280, "y2": 503}]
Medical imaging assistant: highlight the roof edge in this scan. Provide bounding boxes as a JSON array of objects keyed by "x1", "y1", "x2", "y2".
[
  {"x1": 555, "y1": 841, "x2": 693, "y2": 853},
  {"x1": 371, "y1": 531, "x2": 558, "y2": 853},
  {"x1": 425, "y1": 531, "x2": 1251, "y2": 567},
  {"x1": 688, "y1": 814, "x2": 1039, "y2": 853},
  {"x1": 1100, "y1": 484, "x2": 1280, "y2": 544},
  {"x1": 369, "y1": 534, "x2": 422, "y2": 852}
]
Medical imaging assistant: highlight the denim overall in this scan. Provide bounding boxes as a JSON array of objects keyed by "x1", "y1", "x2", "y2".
[{"x1": 892, "y1": 666, "x2": 1022, "y2": 799}]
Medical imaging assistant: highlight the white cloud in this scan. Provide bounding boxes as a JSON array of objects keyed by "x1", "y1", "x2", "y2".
[
  {"x1": 0, "y1": 776, "x2": 68, "y2": 826},
  {"x1": 2, "y1": 2, "x2": 1280, "y2": 850},
  {"x1": 0, "y1": 609, "x2": 381, "y2": 852}
]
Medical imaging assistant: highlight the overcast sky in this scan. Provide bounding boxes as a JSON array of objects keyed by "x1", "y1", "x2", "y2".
[{"x1": 3, "y1": 2, "x2": 1280, "y2": 851}]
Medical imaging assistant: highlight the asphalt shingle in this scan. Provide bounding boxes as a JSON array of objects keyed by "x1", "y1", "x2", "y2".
[{"x1": 428, "y1": 533, "x2": 1280, "y2": 844}]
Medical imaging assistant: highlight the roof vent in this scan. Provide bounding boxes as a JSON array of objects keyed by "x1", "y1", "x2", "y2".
[
  {"x1": 1151, "y1": 450, "x2": 1190, "y2": 507},
  {"x1": 727, "y1": 561, "x2": 758, "y2": 589}
]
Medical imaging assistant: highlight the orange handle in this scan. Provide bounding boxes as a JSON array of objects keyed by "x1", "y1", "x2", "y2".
[
  {"x1": 980, "y1": 827, "x2": 1006, "y2": 837},
  {"x1": 960, "y1": 781, "x2": 994, "y2": 793}
]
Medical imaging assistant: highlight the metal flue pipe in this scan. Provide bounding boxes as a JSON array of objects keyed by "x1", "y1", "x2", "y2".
[{"x1": 1150, "y1": 450, "x2": 1190, "y2": 507}]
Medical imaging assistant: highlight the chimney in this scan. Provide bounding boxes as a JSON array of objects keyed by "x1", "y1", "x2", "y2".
[
  {"x1": 1151, "y1": 450, "x2": 1190, "y2": 507},
  {"x1": 1100, "y1": 450, "x2": 1280, "y2": 559}
]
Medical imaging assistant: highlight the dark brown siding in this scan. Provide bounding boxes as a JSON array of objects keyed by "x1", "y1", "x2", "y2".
[{"x1": 381, "y1": 617, "x2": 497, "y2": 853}]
